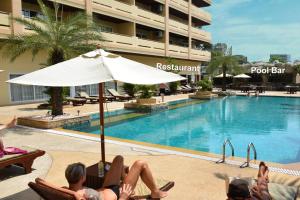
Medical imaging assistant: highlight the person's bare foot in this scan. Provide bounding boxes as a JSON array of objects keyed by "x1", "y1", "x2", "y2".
[
  {"x1": 258, "y1": 162, "x2": 266, "y2": 177},
  {"x1": 151, "y1": 190, "x2": 168, "y2": 199},
  {"x1": 6, "y1": 117, "x2": 17, "y2": 129}
]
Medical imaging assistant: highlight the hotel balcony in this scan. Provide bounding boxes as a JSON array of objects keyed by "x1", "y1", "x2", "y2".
[
  {"x1": 169, "y1": 19, "x2": 188, "y2": 36},
  {"x1": 191, "y1": 27, "x2": 211, "y2": 43},
  {"x1": 191, "y1": 4, "x2": 211, "y2": 24},
  {"x1": 191, "y1": 48, "x2": 211, "y2": 61},
  {"x1": 48, "y1": 0, "x2": 85, "y2": 9},
  {"x1": 169, "y1": 0, "x2": 188, "y2": 13},
  {"x1": 192, "y1": 0, "x2": 212, "y2": 7},
  {"x1": 93, "y1": 0, "x2": 164, "y2": 30},
  {"x1": 101, "y1": 32, "x2": 165, "y2": 57},
  {"x1": 0, "y1": 12, "x2": 11, "y2": 38}
]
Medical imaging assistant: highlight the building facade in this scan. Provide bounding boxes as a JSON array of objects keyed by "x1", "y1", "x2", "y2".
[
  {"x1": 269, "y1": 54, "x2": 291, "y2": 63},
  {"x1": 0, "y1": 0, "x2": 212, "y2": 106}
]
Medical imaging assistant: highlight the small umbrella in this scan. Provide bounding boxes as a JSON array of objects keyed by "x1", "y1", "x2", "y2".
[
  {"x1": 214, "y1": 73, "x2": 233, "y2": 78},
  {"x1": 7, "y1": 48, "x2": 185, "y2": 163},
  {"x1": 233, "y1": 74, "x2": 251, "y2": 79}
]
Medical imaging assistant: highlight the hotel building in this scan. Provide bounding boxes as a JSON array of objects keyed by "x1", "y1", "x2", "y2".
[{"x1": 0, "y1": 0, "x2": 212, "y2": 106}]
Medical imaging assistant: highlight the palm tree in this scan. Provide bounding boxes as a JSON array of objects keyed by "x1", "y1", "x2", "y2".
[
  {"x1": 1, "y1": 0, "x2": 102, "y2": 116},
  {"x1": 207, "y1": 46, "x2": 240, "y2": 91}
]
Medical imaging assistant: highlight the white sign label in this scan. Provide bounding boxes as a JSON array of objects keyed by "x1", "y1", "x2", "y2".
[
  {"x1": 251, "y1": 67, "x2": 286, "y2": 74},
  {"x1": 156, "y1": 63, "x2": 201, "y2": 72}
]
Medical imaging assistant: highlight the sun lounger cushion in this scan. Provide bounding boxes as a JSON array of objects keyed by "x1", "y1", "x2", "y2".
[{"x1": 226, "y1": 177, "x2": 299, "y2": 200}]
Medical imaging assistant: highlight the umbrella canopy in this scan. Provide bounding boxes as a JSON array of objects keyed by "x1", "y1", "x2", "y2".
[
  {"x1": 7, "y1": 49, "x2": 186, "y2": 163},
  {"x1": 234, "y1": 74, "x2": 251, "y2": 79},
  {"x1": 7, "y1": 49, "x2": 185, "y2": 86},
  {"x1": 0, "y1": 70, "x2": 4, "y2": 73},
  {"x1": 214, "y1": 73, "x2": 233, "y2": 78}
]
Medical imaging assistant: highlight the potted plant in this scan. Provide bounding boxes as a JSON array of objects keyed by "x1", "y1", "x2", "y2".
[
  {"x1": 136, "y1": 85, "x2": 157, "y2": 104},
  {"x1": 190, "y1": 78, "x2": 217, "y2": 99}
]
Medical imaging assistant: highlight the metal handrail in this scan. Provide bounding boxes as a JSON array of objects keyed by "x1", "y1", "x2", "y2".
[
  {"x1": 240, "y1": 142, "x2": 257, "y2": 168},
  {"x1": 216, "y1": 139, "x2": 234, "y2": 163}
]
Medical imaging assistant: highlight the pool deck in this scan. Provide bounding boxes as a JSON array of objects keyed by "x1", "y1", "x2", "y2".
[{"x1": 1, "y1": 92, "x2": 300, "y2": 199}]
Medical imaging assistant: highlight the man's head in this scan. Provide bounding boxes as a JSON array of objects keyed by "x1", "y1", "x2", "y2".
[
  {"x1": 65, "y1": 162, "x2": 86, "y2": 185},
  {"x1": 227, "y1": 179, "x2": 251, "y2": 200}
]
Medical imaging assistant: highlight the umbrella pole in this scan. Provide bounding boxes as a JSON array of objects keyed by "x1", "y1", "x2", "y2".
[{"x1": 99, "y1": 83, "x2": 105, "y2": 163}]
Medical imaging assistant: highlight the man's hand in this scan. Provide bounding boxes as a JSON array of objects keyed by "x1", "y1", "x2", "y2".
[{"x1": 119, "y1": 184, "x2": 133, "y2": 200}]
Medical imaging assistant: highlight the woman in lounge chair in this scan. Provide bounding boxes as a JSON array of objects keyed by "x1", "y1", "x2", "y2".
[
  {"x1": 227, "y1": 162, "x2": 271, "y2": 200},
  {"x1": 65, "y1": 155, "x2": 168, "y2": 200},
  {"x1": 0, "y1": 117, "x2": 17, "y2": 151}
]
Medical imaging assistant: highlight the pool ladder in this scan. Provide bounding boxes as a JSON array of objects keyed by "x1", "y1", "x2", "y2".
[
  {"x1": 216, "y1": 139, "x2": 234, "y2": 164},
  {"x1": 216, "y1": 139, "x2": 257, "y2": 168},
  {"x1": 240, "y1": 143, "x2": 257, "y2": 168}
]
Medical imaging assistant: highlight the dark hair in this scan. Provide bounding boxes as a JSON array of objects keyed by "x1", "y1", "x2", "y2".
[
  {"x1": 65, "y1": 162, "x2": 86, "y2": 184},
  {"x1": 228, "y1": 179, "x2": 251, "y2": 200}
]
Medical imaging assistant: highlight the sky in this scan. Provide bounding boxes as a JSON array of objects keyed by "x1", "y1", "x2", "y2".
[{"x1": 204, "y1": 0, "x2": 300, "y2": 62}]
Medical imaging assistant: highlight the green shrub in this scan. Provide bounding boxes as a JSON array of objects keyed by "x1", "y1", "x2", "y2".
[
  {"x1": 169, "y1": 82, "x2": 179, "y2": 94},
  {"x1": 122, "y1": 83, "x2": 137, "y2": 97},
  {"x1": 197, "y1": 78, "x2": 212, "y2": 91},
  {"x1": 137, "y1": 85, "x2": 156, "y2": 99}
]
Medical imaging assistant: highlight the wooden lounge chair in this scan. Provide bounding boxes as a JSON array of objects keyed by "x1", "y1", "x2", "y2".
[
  {"x1": 29, "y1": 178, "x2": 174, "y2": 200},
  {"x1": 226, "y1": 177, "x2": 299, "y2": 200},
  {"x1": 77, "y1": 92, "x2": 99, "y2": 103},
  {"x1": 0, "y1": 147, "x2": 45, "y2": 174},
  {"x1": 107, "y1": 89, "x2": 132, "y2": 101},
  {"x1": 66, "y1": 97, "x2": 87, "y2": 106}
]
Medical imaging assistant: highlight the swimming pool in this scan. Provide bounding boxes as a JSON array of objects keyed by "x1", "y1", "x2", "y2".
[{"x1": 65, "y1": 96, "x2": 300, "y2": 164}]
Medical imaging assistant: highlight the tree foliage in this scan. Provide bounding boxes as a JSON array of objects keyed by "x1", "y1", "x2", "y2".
[{"x1": 1, "y1": 0, "x2": 103, "y2": 115}]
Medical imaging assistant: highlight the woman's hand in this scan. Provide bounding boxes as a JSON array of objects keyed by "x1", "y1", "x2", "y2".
[{"x1": 119, "y1": 184, "x2": 133, "y2": 200}]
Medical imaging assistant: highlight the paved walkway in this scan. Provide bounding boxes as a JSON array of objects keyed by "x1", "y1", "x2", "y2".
[
  {"x1": 1, "y1": 127, "x2": 300, "y2": 200},
  {"x1": 0, "y1": 94, "x2": 190, "y2": 124}
]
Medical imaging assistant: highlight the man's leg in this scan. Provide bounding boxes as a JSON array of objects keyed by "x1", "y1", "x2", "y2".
[
  {"x1": 102, "y1": 155, "x2": 124, "y2": 187},
  {"x1": 124, "y1": 160, "x2": 167, "y2": 198}
]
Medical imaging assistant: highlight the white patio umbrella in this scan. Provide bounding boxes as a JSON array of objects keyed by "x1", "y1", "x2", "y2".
[
  {"x1": 234, "y1": 74, "x2": 251, "y2": 79},
  {"x1": 7, "y1": 48, "x2": 186, "y2": 162},
  {"x1": 214, "y1": 73, "x2": 233, "y2": 78}
]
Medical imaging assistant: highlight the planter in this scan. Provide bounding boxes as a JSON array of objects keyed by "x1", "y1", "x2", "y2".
[
  {"x1": 136, "y1": 98, "x2": 156, "y2": 105},
  {"x1": 17, "y1": 115, "x2": 90, "y2": 129},
  {"x1": 189, "y1": 91, "x2": 218, "y2": 100}
]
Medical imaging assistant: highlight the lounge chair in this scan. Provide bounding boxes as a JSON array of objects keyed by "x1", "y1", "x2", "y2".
[
  {"x1": 107, "y1": 89, "x2": 132, "y2": 101},
  {"x1": 77, "y1": 92, "x2": 99, "y2": 103},
  {"x1": 66, "y1": 97, "x2": 87, "y2": 106},
  {"x1": 180, "y1": 86, "x2": 191, "y2": 93},
  {"x1": 29, "y1": 178, "x2": 174, "y2": 200},
  {"x1": 0, "y1": 147, "x2": 45, "y2": 174},
  {"x1": 226, "y1": 177, "x2": 299, "y2": 200}
]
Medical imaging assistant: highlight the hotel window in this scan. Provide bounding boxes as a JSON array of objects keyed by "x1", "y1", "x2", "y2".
[
  {"x1": 100, "y1": 26, "x2": 113, "y2": 33},
  {"x1": 9, "y1": 74, "x2": 48, "y2": 102},
  {"x1": 75, "y1": 82, "x2": 116, "y2": 96}
]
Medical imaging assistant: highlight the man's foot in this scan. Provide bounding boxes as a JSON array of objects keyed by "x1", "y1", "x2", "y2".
[{"x1": 151, "y1": 190, "x2": 168, "y2": 199}]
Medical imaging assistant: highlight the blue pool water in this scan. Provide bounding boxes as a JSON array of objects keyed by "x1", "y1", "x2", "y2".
[{"x1": 69, "y1": 96, "x2": 300, "y2": 164}]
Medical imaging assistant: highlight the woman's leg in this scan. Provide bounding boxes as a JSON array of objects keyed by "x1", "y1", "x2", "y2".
[
  {"x1": 124, "y1": 160, "x2": 168, "y2": 198},
  {"x1": 102, "y1": 155, "x2": 124, "y2": 187}
]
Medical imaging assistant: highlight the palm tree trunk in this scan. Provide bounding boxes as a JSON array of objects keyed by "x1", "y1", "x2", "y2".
[
  {"x1": 222, "y1": 65, "x2": 227, "y2": 91},
  {"x1": 50, "y1": 48, "x2": 65, "y2": 116},
  {"x1": 51, "y1": 87, "x2": 63, "y2": 116}
]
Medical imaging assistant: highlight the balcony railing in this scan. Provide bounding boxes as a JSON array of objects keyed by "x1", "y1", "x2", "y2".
[
  {"x1": 191, "y1": 27, "x2": 211, "y2": 43},
  {"x1": 135, "y1": 7, "x2": 164, "y2": 30},
  {"x1": 0, "y1": 12, "x2": 10, "y2": 27},
  {"x1": 101, "y1": 32, "x2": 165, "y2": 56},
  {"x1": 168, "y1": 44, "x2": 189, "y2": 59},
  {"x1": 191, "y1": 5, "x2": 211, "y2": 23},
  {"x1": 48, "y1": 0, "x2": 85, "y2": 9},
  {"x1": 191, "y1": 48, "x2": 211, "y2": 61},
  {"x1": 169, "y1": 0, "x2": 188, "y2": 13},
  {"x1": 169, "y1": 19, "x2": 188, "y2": 36},
  {"x1": 93, "y1": 0, "x2": 164, "y2": 30},
  {"x1": 0, "y1": 12, "x2": 11, "y2": 37}
]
